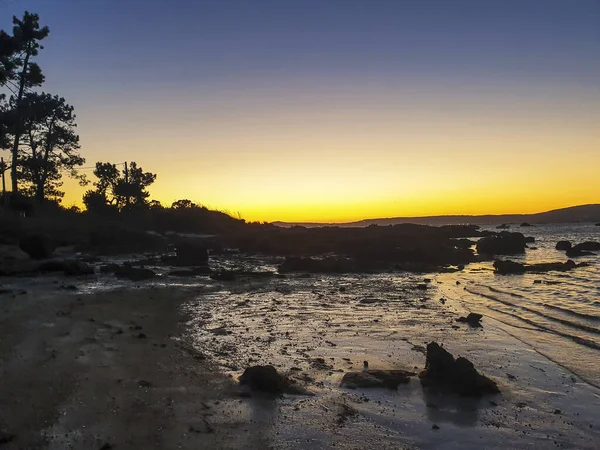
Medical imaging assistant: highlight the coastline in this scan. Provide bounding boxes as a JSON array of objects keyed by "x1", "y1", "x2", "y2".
[{"x1": 0, "y1": 267, "x2": 599, "y2": 449}]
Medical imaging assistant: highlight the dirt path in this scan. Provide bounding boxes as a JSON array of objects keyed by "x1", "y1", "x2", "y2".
[{"x1": 0, "y1": 283, "x2": 270, "y2": 449}]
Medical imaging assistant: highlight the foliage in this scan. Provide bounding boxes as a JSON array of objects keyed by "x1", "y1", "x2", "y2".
[
  {"x1": 1, "y1": 12, "x2": 50, "y2": 192},
  {"x1": 83, "y1": 161, "x2": 156, "y2": 213},
  {"x1": 171, "y1": 199, "x2": 197, "y2": 209},
  {"x1": 16, "y1": 92, "x2": 85, "y2": 202}
]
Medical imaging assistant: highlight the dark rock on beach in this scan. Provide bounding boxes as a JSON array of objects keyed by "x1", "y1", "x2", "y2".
[
  {"x1": 520, "y1": 222, "x2": 532, "y2": 227},
  {"x1": 38, "y1": 259, "x2": 94, "y2": 276},
  {"x1": 573, "y1": 241, "x2": 600, "y2": 251},
  {"x1": 476, "y1": 232, "x2": 527, "y2": 256},
  {"x1": 456, "y1": 312, "x2": 483, "y2": 327},
  {"x1": 556, "y1": 241, "x2": 571, "y2": 251},
  {"x1": 341, "y1": 369, "x2": 415, "y2": 389},
  {"x1": 114, "y1": 264, "x2": 156, "y2": 281},
  {"x1": 19, "y1": 234, "x2": 55, "y2": 260},
  {"x1": 238, "y1": 365, "x2": 306, "y2": 394},
  {"x1": 419, "y1": 342, "x2": 499, "y2": 396}
]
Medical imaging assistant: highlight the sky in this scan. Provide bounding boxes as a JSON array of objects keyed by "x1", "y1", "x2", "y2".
[{"x1": 1, "y1": 0, "x2": 599, "y2": 222}]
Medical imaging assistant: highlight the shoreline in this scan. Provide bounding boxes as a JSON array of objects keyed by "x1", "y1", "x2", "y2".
[{"x1": 0, "y1": 270, "x2": 599, "y2": 449}]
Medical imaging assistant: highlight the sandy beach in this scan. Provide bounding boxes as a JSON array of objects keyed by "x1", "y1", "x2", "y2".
[{"x1": 1, "y1": 267, "x2": 599, "y2": 449}]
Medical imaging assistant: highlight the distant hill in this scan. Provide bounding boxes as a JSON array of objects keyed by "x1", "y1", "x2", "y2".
[{"x1": 273, "y1": 204, "x2": 600, "y2": 228}]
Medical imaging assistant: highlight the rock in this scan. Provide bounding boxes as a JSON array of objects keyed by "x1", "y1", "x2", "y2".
[
  {"x1": 99, "y1": 263, "x2": 119, "y2": 273},
  {"x1": 457, "y1": 312, "x2": 483, "y2": 327},
  {"x1": 114, "y1": 264, "x2": 156, "y2": 281},
  {"x1": 556, "y1": 241, "x2": 572, "y2": 251},
  {"x1": 19, "y1": 234, "x2": 55, "y2": 259},
  {"x1": 210, "y1": 270, "x2": 236, "y2": 281},
  {"x1": 419, "y1": 342, "x2": 499, "y2": 396},
  {"x1": 239, "y1": 365, "x2": 288, "y2": 393},
  {"x1": 38, "y1": 260, "x2": 94, "y2": 276},
  {"x1": 520, "y1": 222, "x2": 532, "y2": 227},
  {"x1": 496, "y1": 224, "x2": 510, "y2": 229},
  {"x1": 477, "y1": 232, "x2": 527, "y2": 256},
  {"x1": 493, "y1": 260, "x2": 526, "y2": 274},
  {"x1": 525, "y1": 236, "x2": 535, "y2": 243},
  {"x1": 432, "y1": 424, "x2": 440, "y2": 430},
  {"x1": 340, "y1": 369, "x2": 415, "y2": 389},
  {"x1": 572, "y1": 241, "x2": 600, "y2": 251},
  {"x1": 566, "y1": 247, "x2": 596, "y2": 258},
  {"x1": 174, "y1": 240, "x2": 209, "y2": 266},
  {"x1": 596, "y1": 223, "x2": 600, "y2": 227}
]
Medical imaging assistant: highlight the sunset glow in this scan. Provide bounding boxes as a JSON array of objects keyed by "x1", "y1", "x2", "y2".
[{"x1": 3, "y1": 0, "x2": 599, "y2": 222}]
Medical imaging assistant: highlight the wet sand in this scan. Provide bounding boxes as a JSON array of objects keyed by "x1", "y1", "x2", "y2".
[
  {"x1": 0, "y1": 283, "x2": 270, "y2": 449},
  {"x1": 1, "y1": 272, "x2": 599, "y2": 449}
]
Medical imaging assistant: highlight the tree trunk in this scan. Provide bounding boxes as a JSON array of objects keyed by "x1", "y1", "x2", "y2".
[{"x1": 10, "y1": 47, "x2": 32, "y2": 195}]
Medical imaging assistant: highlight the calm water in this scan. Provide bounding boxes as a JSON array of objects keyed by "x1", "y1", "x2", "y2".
[{"x1": 438, "y1": 223, "x2": 600, "y2": 387}]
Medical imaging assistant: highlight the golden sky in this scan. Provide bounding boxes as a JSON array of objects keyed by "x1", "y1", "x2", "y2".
[{"x1": 5, "y1": 0, "x2": 600, "y2": 223}]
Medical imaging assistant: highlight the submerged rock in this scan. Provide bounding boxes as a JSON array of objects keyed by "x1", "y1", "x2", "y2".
[
  {"x1": 419, "y1": 342, "x2": 499, "y2": 396},
  {"x1": 340, "y1": 369, "x2": 415, "y2": 389},
  {"x1": 19, "y1": 234, "x2": 55, "y2": 260},
  {"x1": 520, "y1": 222, "x2": 532, "y2": 227},
  {"x1": 556, "y1": 241, "x2": 572, "y2": 251},
  {"x1": 494, "y1": 259, "x2": 583, "y2": 274}
]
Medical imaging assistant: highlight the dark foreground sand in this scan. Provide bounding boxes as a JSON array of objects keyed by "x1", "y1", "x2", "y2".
[{"x1": 0, "y1": 285, "x2": 269, "y2": 450}]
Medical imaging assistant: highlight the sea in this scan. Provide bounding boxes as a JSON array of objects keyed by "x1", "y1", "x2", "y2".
[{"x1": 438, "y1": 223, "x2": 600, "y2": 388}]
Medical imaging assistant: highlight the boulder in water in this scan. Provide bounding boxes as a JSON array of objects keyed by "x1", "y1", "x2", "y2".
[
  {"x1": 555, "y1": 241, "x2": 571, "y2": 251},
  {"x1": 572, "y1": 241, "x2": 600, "y2": 251},
  {"x1": 477, "y1": 232, "x2": 527, "y2": 256},
  {"x1": 493, "y1": 260, "x2": 526, "y2": 274}
]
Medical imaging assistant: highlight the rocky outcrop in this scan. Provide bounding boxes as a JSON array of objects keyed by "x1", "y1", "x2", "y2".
[
  {"x1": 18, "y1": 235, "x2": 55, "y2": 260},
  {"x1": 477, "y1": 232, "x2": 527, "y2": 256},
  {"x1": 419, "y1": 342, "x2": 499, "y2": 396},
  {"x1": 494, "y1": 259, "x2": 583, "y2": 274},
  {"x1": 341, "y1": 369, "x2": 415, "y2": 389}
]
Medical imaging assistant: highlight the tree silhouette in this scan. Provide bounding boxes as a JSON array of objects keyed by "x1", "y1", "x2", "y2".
[
  {"x1": 0, "y1": 12, "x2": 49, "y2": 194},
  {"x1": 83, "y1": 161, "x2": 156, "y2": 212},
  {"x1": 17, "y1": 92, "x2": 86, "y2": 202},
  {"x1": 171, "y1": 199, "x2": 197, "y2": 209}
]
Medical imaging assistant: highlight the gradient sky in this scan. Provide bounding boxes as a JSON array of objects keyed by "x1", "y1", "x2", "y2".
[{"x1": 2, "y1": 0, "x2": 599, "y2": 222}]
